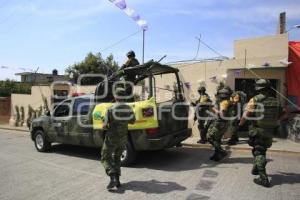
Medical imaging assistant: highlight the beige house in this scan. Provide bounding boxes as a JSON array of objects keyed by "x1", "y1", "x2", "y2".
[
  {"x1": 16, "y1": 70, "x2": 68, "y2": 84},
  {"x1": 155, "y1": 33, "x2": 288, "y2": 104},
  {"x1": 153, "y1": 34, "x2": 289, "y2": 137}
]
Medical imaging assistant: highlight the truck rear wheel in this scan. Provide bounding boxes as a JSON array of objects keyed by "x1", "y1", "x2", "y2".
[
  {"x1": 120, "y1": 142, "x2": 137, "y2": 166},
  {"x1": 34, "y1": 130, "x2": 51, "y2": 152}
]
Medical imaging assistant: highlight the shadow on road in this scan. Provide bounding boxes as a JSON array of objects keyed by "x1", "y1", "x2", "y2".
[
  {"x1": 133, "y1": 148, "x2": 214, "y2": 171},
  {"x1": 224, "y1": 157, "x2": 273, "y2": 164},
  {"x1": 109, "y1": 179, "x2": 187, "y2": 194},
  {"x1": 50, "y1": 144, "x2": 101, "y2": 161},
  {"x1": 48, "y1": 144, "x2": 259, "y2": 172},
  {"x1": 270, "y1": 172, "x2": 300, "y2": 187}
]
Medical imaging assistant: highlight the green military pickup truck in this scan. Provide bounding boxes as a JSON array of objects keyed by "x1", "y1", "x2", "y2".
[{"x1": 30, "y1": 62, "x2": 191, "y2": 165}]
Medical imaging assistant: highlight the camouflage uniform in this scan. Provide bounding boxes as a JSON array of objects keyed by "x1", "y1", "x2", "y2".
[
  {"x1": 122, "y1": 57, "x2": 140, "y2": 70},
  {"x1": 242, "y1": 79, "x2": 284, "y2": 187},
  {"x1": 120, "y1": 50, "x2": 140, "y2": 81},
  {"x1": 192, "y1": 86, "x2": 212, "y2": 144},
  {"x1": 227, "y1": 92, "x2": 242, "y2": 145},
  {"x1": 101, "y1": 88, "x2": 135, "y2": 189},
  {"x1": 101, "y1": 103, "x2": 135, "y2": 176},
  {"x1": 207, "y1": 88, "x2": 232, "y2": 161},
  {"x1": 120, "y1": 50, "x2": 140, "y2": 100}
]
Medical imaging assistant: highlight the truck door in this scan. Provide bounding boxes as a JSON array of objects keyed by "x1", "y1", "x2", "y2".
[
  {"x1": 50, "y1": 100, "x2": 72, "y2": 143},
  {"x1": 69, "y1": 97, "x2": 94, "y2": 146}
]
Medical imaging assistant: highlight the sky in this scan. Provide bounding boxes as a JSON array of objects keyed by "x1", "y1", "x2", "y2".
[{"x1": 0, "y1": 0, "x2": 299, "y2": 80}]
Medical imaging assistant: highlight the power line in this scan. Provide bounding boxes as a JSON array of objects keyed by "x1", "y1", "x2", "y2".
[
  {"x1": 101, "y1": 29, "x2": 142, "y2": 52},
  {"x1": 200, "y1": 39, "x2": 229, "y2": 59}
]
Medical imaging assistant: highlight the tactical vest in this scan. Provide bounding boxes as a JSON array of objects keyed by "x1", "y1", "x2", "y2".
[
  {"x1": 197, "y1": 94, "x2": 210, "y2": 117},
  {"x1": 253, "y1": 94, "x2": 281, "y2": 129}
]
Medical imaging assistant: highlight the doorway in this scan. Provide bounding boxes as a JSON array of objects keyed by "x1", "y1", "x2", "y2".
[{"x1": 235, "y1": 78, "x2": 278, "y2": 100}]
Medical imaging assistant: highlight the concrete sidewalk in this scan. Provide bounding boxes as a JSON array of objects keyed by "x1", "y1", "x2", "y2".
[
  {"x1": 0, "y1": 124, "x2": 29, "y2": 132},
  {"x1": 182, "y1": 136, "x2": 300, "y2": 154}
]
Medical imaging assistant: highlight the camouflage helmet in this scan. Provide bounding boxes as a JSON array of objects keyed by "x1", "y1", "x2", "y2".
[
  {"x1": 255, "y1": 79, "x2": 270, "y2": 91},
  {"x1": 231, "y1": 92, "x2": 241, "y2": 103},
  {"x1": 197, "y1": 86, "x2": 206, "y2": 93},
  {"x1": 217, "y1": 88, "x2": 231, "y2": 98},
  {"x1": 127, "y1": 50, "x2": 135, "y2": 58}
]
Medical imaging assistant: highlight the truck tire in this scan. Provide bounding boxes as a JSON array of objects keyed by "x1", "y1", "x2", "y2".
[
  {"x1": 34, "y1": 129, "x2": 51, "y2": 152},
  {"x1": 120, "y1": 142, "x2": 137, "y2": 166}
]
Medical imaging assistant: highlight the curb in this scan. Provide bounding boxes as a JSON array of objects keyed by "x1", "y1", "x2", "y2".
[
  {"x1": 0, "y1": 127, "x2": 29, "y2": 133},
  {"x1": 182, "y1": 142, "x2": 300, "y2": 155}
]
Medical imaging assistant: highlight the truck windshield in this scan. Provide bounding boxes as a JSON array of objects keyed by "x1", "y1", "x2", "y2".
[{"x1": 73, "y1": 98, "x2": 91, "y2": 116}]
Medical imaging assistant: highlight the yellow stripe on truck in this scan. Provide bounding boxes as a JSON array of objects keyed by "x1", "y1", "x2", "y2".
[{"x1": 92, "y1": 97, "x2": 159, "y2": 130}]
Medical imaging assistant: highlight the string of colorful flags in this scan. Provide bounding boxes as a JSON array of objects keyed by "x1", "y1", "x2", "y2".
[
  {"x1": 1, "y1": 65, "x2": 34, "y2": 72},
  {"x1": 108, "y1": 0, "x2": 148, "y2": 31}
]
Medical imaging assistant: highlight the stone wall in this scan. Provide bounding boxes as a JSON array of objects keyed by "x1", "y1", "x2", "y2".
[{"x1": 0, "y1": 97, "x2": 11, "y2": 123}]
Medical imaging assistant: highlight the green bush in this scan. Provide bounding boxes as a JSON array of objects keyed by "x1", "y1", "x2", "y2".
[{"x1": 0, "y1": 79, "x2": 31, "y2": 97}]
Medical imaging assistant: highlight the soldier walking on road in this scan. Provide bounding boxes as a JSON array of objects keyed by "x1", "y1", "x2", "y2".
[
  {"x1": 101, "y1": 87, "x2": 136, "y2": 190},
  {"x1": 191, "y1": 86, "x2": 212, "y2": 144},
  {"x1": 207, "y1": 87, "x2": 232, "y2": 161},
  {"x1": 227, "y1": 92, "x2": 242, "y2": 145},
  {"x1": 239, "y1": 79, "x2": 285, "y2": 187}
]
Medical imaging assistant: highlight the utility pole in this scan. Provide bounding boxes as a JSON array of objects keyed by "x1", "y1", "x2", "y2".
[
  {"x1": 142, "y1": 29, "x2": 145, "y2": 64},
  {"x1": 194, "y1": 34, "x2": 202, "y2": 60}
]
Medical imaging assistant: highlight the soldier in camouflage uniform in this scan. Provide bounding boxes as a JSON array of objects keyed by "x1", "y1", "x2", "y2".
[
  {"x1": 227, "y1": 92, "x2": 242, "y2": 145},
  {"x1": 121, "y1": 50, "x2": 140, "y2": 69},
  {"x1": 191, "y1": 86, "x2": 212, "y2": 144},
  {"x1": 120, "y1": 50, "x2": 140, "y2": 100},
  {"x1": 207, "y1": 87, "x2": 232, "y2": 161},
  {"x1": 239, "y1": 79, "x2": 285, "y2": 187},
  {"x1": 101, "y1": 87, "x2": 136, "y2": 189}
]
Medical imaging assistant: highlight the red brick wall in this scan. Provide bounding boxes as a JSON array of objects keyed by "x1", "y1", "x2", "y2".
[{"x1": 0, "y1": 97, "x2": 11, "y2": 123}]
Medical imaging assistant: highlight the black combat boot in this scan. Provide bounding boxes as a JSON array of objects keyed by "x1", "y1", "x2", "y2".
[
  {"x1": 214, "y1": 149, "x2": 228, "y2": 161},
  {"x1": 106, "y1": 174, "x2": 118, "y2": 189},
  {"x1": 227, "y1": 139, "x2": 238, "y2": 145},
  {"x1": 209, "y1": 151, "x2": 218, "y2": 161},
  {"x1": 197, "y1": 129, "x2": 207, "y2": 144},
  {"x1": 197, "y1": 139, "x2": 206, "y2": 144},
  {"x1": 253, "y1": 177, "x2": 270, "y2": 188},
  {"x1": 251, "y1": 165, "x2": 259, "y2": 175},
  {"x1": 115, "y1": 176, "x2": 121, "y2": 188},
  {"x1": 227, "y1": 135, "x2": 239, "y2": 145}
]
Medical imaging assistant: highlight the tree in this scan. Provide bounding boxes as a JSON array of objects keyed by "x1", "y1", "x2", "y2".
[
  {"x1": 0, "y1": 79, "x2": 31, "y2": 97},
  {"x1": 65, "y1": 52, "x2": 119, "y2": 85}
]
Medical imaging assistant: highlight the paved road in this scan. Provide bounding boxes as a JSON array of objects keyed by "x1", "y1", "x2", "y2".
[{"x1": 0, "y1": 129, "x2": 300, "y2": 200}]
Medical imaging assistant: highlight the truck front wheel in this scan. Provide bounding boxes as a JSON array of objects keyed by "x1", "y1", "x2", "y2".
[{"x1": 34, "y1": 130, "x2": 51, "y2": 152}]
